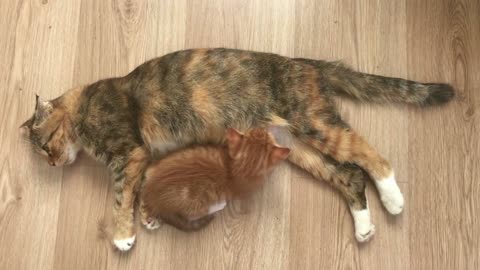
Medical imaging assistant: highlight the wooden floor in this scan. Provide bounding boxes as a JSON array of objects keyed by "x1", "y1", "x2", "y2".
[{"x1": 1, "y1": 0, "x2": 479, "y2": 269}]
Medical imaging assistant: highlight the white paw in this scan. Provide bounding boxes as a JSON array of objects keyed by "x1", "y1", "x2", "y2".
[
  {"x1": 355, "y1": 223, "x2": 376, "y2": 242},
  {"x1": 143, "y1": 217, "x2": 162, "y2": 230},
  {"x1": 350, "y1": 206, "x2": 375, "y2": 243},
  {"x1": 113, "y1": 235, "x2": 136, "y2": 251},
  {"x1": 208, "y1": 200, "x2": 227, "y2": 214},
  {"x1": 375, "y1": 173, "x2": 404, "y2": 215}
]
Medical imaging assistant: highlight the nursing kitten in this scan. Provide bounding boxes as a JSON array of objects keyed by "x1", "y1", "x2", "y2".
[
  {"x1": 20, "y1": 48, "x2": 454, "y2": 250},
  {"x1": 140, "y1": 128, "x2": 290, "y2": 231}
]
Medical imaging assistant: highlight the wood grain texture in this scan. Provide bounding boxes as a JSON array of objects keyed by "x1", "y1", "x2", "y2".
[
  {"x1": 406, "y1": 0, "x2": 480, "y2": 269},
  {"x1": 0, "y1": 0, "x2": 478, "y2": 269}
]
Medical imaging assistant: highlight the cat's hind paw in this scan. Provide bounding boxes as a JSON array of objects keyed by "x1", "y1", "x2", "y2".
[
  {"x1": 113, "y1": 235, "x2": 136, "y2": 251},
  {"x1": 376, "y1": 173, "x2": 404, "y2": 215},
  {"x1": 355, "y1": 223, "x2": 375, "y2": 242},
  {"x1": 350, "y1": 206, "x2": 375, "y2": 243},
  {"x1": 381, "y1": 195, "x2": 404, "y2": 215}
]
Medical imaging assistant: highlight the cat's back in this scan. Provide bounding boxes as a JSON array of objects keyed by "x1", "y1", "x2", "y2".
[
  {"x1": 123, "y1": 48, "x2": 296, "y2": 105},
  {"x1": 121, "y1": 48, "x2": 299, "y2": 145}
]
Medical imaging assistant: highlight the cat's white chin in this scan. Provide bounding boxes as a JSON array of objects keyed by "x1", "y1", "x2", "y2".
[
  {"x1": 350, "y1": 206, "x2": 375, "y2": 242},
  {"x1": 375, "y1": 172, "x2": 404, "y2": 215}
]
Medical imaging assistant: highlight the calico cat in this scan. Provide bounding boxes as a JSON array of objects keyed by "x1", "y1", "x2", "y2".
[
  {"x1": 20, "y1": 48, "x2": 454, "y2": 251},
  {"x1": 140, "y1": 128, "x2": 290, "y2": 231}
]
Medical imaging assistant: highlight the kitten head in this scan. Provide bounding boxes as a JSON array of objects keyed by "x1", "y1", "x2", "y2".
[
  {"x1": 226, "y1": 127, "x2": 290, "y2": 170},
  {"x1": 20, "y1": 95, "x2": 80, "y2": 166}
]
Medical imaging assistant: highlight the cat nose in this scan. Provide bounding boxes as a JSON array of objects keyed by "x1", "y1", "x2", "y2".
[{"x1": 49, "y1": 160, "x2": 56, "y2": 166}]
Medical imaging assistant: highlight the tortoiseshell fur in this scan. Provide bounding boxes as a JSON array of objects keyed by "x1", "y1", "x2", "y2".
[{"x1": 21, "y1": 48, "x2": 454, "y2": 250}]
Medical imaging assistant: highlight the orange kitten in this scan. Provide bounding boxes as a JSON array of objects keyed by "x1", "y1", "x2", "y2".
[{"x1": 140, "y1": 128, "x2": 290, "y2": 231}]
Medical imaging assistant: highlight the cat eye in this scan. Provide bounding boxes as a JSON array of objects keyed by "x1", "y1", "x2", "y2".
[{"x1": 40, "y1": 124, "x2": 61, "y2": 157}]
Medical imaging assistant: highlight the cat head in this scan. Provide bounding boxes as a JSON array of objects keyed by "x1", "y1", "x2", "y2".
[
  {"x1": 225, "y1": 127, "x2": 290, "y2": 169},
  {"x1": 20, "y1": 95, "x2": 80, "y2": 166}
]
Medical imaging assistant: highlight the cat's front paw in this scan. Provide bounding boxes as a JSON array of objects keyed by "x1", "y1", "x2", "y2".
[
  {"x1": 113, "y1": 235, "x2": 136, "y2": 251},
  {"x1": 142, "y1": 217, "x2": 162, "y2": 230}
]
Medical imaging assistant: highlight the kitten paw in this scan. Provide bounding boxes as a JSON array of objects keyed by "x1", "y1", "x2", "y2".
[
  {"x1": 143, "y1": 217, "x2": 162, "y2": 230},
  {"x1": 113, "y1": 235, "x2": 136, "y2": 251},
  {"x1": 376, "y1": 173, "x2": 404, "y2": 215},
  {"x1": 208, "y1": 200, "x2": 227, "y2": 214}
]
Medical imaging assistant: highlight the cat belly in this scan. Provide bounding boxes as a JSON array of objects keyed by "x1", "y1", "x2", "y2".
[
  {"x1": 149, "y1": 140, "x2": 180, "y2": 156},
  {"x1": 140, "y1": 117, "x2": 224, "y2": 155},
  {"x1": 142, "y1": 128, "x2": 225, "y2": 156}
]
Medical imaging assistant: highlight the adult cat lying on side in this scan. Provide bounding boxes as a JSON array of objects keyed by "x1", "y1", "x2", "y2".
[{"x1": 20, "y1": 48, "x2": 454, "y2": 251}]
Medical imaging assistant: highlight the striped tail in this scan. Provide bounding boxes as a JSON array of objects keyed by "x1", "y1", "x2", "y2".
[{"x1": 294, "y1": 58, "x2": 455, "y2": 106}]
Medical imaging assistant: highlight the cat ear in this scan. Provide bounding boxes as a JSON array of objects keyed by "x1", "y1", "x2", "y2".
[
  {"x1": 271, "y1": 146, "x2": 290, "y2": 162},
  {"x1": 34, "y1": 95, "x2": 53, "y2": 125},
  {"x1": 267, "y1": 125, "x2": 286, "y2": 142},
  {"x1": 35, "y1": 94, "x2": 40, "y2": 109},
  {"x1": 267, "y1": 125, "x2": 281, "y2": 136},
  {"x1": 226, "y1": 128, "x2": 243, "y2": 146},
  {"x1": 19, "y1": 116, "x2": 34, "y2": 136}
]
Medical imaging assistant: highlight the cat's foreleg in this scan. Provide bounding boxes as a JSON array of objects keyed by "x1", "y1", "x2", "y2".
[
  {"x1": 111, "y1": 147, "x2": 150, "y2": 251},
  {"x1": 139, "y1": 198, "x2": 162, "y2": 230}
]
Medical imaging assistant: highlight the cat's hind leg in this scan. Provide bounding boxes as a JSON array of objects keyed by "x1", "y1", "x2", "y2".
[
  {"x1": 287, "y1": 138, "x2": 375, "y2": 242},
  {"x1": 293, "y1": 116, "x2": 404, "y2": 215}
]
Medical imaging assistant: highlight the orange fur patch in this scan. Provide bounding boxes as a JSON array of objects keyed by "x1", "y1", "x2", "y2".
[
  {"x1": 191, "y1": 86, "x2": 221, "y2": 125},
  {"x1": 141, "y1": 128, "x2": 289, "y2": 232}
]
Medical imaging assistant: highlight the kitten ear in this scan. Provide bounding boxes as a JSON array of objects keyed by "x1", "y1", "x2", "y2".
[
  {"x1": 267, "y1": 125, "x2": 281, "y2": 136},
  {"x1": 226, "y1": 128, "x2": 243, "y2": 146},
  {"x1": 267, "y1": 125, "x2": 287, "y2": 143},
  {"x1": 271, "y1": 146, "x2": 290, "y2": 162},
  {"x1": 34, "y1": 95, "x2": 53, "y2": 125}
]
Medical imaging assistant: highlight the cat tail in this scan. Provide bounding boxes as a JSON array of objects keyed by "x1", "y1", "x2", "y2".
[
  {"x1": 160, "y1": 214, "x2": 214, "y2": 232},
  {"x1": 293, "y1": 58, "x2": 455, "y2": 106}
]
